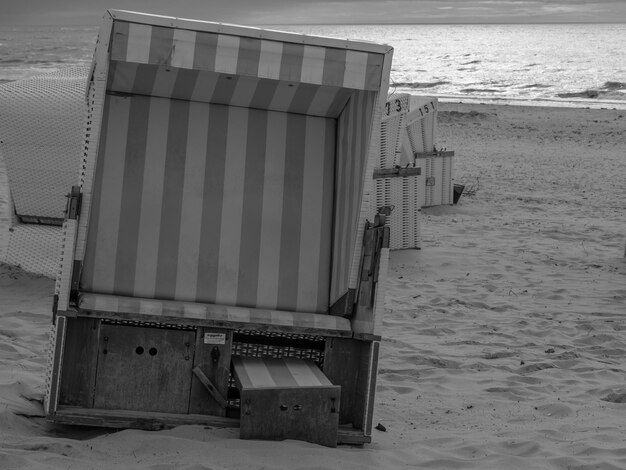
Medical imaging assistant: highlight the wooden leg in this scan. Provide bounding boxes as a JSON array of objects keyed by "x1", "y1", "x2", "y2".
[
  {"x1": 58, "y1": 316, "x2": 100, "y2": 408},
  {"x1": 323, "y1": 337, "x2": 379, "y2": 434}
]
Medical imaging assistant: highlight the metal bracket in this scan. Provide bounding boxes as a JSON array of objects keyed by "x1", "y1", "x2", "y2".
[
  {"x1": 65, "y1": 185, "x2": 82, "y2": 220},
  {"x1": 52, "y1": 294, "x2": 59, "y2": 325}
]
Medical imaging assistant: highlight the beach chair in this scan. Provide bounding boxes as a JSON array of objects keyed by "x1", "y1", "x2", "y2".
[
  {"x1": 375, "y1": 93, "x2": 422, "y2": 249},
  {"x1": 374, "y1": 94, "x2": 455, "y2": 250},
  {"x1": 45, "y1": 10, "x2": 393, "y2": 447},
  {"x1": 402, "y1": 96, "x2": 456, "y2": 207},
  {"x1": 0, "y1": 67, "x2": 89, "y2": 277}
]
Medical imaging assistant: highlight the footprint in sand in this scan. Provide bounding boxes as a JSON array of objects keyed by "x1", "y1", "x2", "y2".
[
  {"x1": 601, "y1": 392, "x2": 626, "y2": 403},
  {"x1": 534, "y1": 403, "x2": 573, "y2": 418}
]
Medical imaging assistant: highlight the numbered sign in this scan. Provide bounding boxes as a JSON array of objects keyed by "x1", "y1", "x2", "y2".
[{"x1": 384, "y1": 96, "x2": 407, "y2": 118}]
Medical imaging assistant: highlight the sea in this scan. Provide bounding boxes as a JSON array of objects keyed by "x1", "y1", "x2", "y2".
[{"x1": 1, "y1": 23, "x2": 625, "y2": 109}]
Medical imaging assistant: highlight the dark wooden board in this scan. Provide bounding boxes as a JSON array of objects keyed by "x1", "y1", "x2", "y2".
[
  {"x1": 324, "y1": 337, "x2": 379, "y2": 434},
  {"x1": 51, "y1": 406, "x2": 239, "y2": 430},
  {"x1": 93, "y1": 324, "x2": 195, "y2": 414},
  {"x1": 189, "y1": 327, "x2": 232, "y2": 416},
  {"x1": 58, "y1": 317, "x2": 100, "y2": 407},
  {"x1": 239, "y1": 386, "x2": 340, "y2": 447},
  {"x1": 323, "y1": 337, "x2": 362, "y2": 426}
]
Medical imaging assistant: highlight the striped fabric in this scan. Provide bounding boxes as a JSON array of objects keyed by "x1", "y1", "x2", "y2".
[
  {"x1": 109, "y1": 21, "x2": 384, "y2": 92},
  {"x1": 75, "y1": 15, "x2": 385, "y2": 321},
  {"x1": 232, "y1": 357, "x2": 333, "y2": 389},
  {"x1": 106, "y1": 61, "x2": 354, "y2": 118},
  {"x1": 80, "y1": 93, "x2": 337, "y2": 313},
  {"x1": 78, "y1": 293, "x2": 352, "y2": 334},
  {"x1": 331, "y1": 91, "x2": 379, "y2": 303}
]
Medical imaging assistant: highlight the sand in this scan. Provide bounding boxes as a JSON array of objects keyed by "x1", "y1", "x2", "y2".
[{"x1": 1, "y1": 102, "x2": 625, "y2": 469}]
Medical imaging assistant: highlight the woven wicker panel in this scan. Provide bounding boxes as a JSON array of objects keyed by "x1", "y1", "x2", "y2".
[
  {"x1": 0, "y1": 67, "x2": 88, "y2": 219},
  {"x1": 232, "y1": 330, "x2": 325, "y2": 363},
  {"x1": 43, "y1": 321, "x2": 58, "y2": 415},
  {"x1": 421, "y1": 154, "x2": 454, "y2": 207},
  {"x1": 379, "y1": 93, "x2": 410, "y2": 169},
  {"x1": 374, "y1": 176, "x2": 422, "y2": 250},
  {"x1": 0, "y1": 147, "x2": 12, "y2": 262},
  {"x1": 441, "y1": 153, "x2": 454, "y2": 205},
  {"x1": 4, "y1": 224, "x2": 62, "y2": 278}
]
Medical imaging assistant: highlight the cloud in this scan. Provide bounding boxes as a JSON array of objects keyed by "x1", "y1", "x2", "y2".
[{"x1": 1, "y1": 0, "x2": 625, "y2": 25}]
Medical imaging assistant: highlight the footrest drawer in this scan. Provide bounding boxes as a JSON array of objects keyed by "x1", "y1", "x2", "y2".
[{"x1": 232, "y1": 357, "x2": 340, "y2": 447}]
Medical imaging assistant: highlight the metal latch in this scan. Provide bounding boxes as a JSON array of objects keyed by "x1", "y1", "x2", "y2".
[{"x1": 65, "y1": 185, "x2": 82, "y2": 220}]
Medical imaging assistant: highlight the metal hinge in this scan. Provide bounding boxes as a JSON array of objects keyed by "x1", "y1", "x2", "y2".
[
  {"x1": 52, "y1": 294, "x2": 59, "y2": 325},
  {"x1": 65, "y1": 185, "x2": 82, "y2": 220}
]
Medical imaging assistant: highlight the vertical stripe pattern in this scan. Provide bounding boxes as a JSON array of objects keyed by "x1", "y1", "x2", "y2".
[
  {"x1": 81, "y1": 96, "x2": 337, "y2": 314},
  {"x1": 80, "y1": 18, "x2": 387, "y2": 316},
  {"x1": 330, "y1": 90, "x2": 378, "y2": 304}
]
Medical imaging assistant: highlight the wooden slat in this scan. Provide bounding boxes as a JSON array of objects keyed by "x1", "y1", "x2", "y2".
[
  {"x1": 52, "y1": 406, "x2": 239, "y2": 430},
  {"x1": 337, "y1": 426, "x2": 372, "y2": 445},
  {"x1": 192, "y1": 366, "x2": 228, "y2": 409},
  {"x1": 323, "y1": 337, "x2": 362, "y2": 426},
  {"x1": 373, "y1": 167, "x2": 421, "y2": 179},
  {"x1": 77, "y1": 293, "x2": 353, "y2": 335},
  {"x1": 75, "y1": 309, "x2": 353, "y2": 338},
  {"x1": 58, "y1": 317, "x2": 100, "y2": 408},
  {"x1": 414, "y1": 150, "x2": 455, "y2": 158}
]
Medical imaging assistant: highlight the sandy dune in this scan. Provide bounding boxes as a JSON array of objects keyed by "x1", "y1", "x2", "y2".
[{"x1": 1, "y1": 102, "x2": 625, "y2": 469}]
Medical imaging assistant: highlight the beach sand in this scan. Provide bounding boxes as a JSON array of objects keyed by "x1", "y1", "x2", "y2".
[{"x1": 1, "y1": 102, "x2": 625, "y2": 469}]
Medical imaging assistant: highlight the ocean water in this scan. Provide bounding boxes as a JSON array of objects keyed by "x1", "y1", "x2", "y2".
[{"x1": 1, "y1": 23, "x2": 625, "y2": 109}]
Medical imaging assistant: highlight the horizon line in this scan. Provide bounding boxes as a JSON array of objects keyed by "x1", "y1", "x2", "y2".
[{"x1": 2, "y1": 20, "x2": 626, "y2": 27}]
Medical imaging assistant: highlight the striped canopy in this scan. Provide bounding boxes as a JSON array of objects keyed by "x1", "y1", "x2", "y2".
[
  {"x1": 77, "y1": 11, "x2": 391, "y2": 316},
  {"x1": 109, "y1": 20, "x2": 385, "y2": 92}
]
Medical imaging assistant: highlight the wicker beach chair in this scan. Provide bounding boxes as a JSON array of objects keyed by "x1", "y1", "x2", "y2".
[
  {"x1": 45, "y1": 10, "x2": 393, "y2": 447},
  {"x1": 0, "y1": 67, "x2": 88, "y2": 277},
  {"x1": 403, "y1": 96, "x2": 456, "y2": 207},
  {"x1": 374, "y1": 93, "x2": 423, "y2": 250}
]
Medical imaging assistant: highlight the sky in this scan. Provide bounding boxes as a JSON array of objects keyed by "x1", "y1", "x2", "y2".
[{"x1": 1, "y1": 0, "x2": 625, "y2": 26}]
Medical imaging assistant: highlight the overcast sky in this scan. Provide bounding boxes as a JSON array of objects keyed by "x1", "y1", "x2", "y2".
[{"x1": 2, "y1": 0, "x2": 625, "y2": 26}]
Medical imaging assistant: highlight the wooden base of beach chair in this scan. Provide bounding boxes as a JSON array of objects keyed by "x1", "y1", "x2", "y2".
[
  {"x1": 232, "y1": 357, "x2": 341, "y2": 447},
  {"x1": 47, "y1": 315, "x2": 378, "y2": 446}
]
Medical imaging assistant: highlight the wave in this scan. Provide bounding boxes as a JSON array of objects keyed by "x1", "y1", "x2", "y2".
[
  {"x1": 0, "y1": 58, "x2": 64, "y2": 65},
  {"x1": 393, "y1": 80, "x2": 450, "y2": 89},
  {"x1": 602, "y1": 81, "x2": 626, "y2": 91},
  {"x1": 460, "y1": 88, "x2": 505, "y2": 94},
  {"x1": 461, "y1": 60, "x2": 481, "y2": 65},
  {"x1": 557, "y1": 82, "x2": 626, "y2": 100},
  {"x1": 557, "y1": 90, "x2": 599, "y2": 99},
  {"x1": 519, "y1": 84, "x2": 553, "y2": 89}
]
